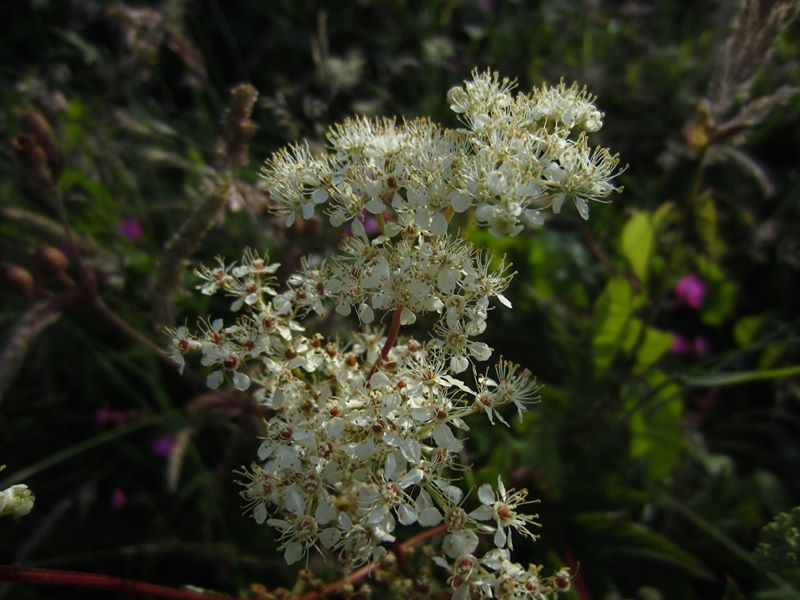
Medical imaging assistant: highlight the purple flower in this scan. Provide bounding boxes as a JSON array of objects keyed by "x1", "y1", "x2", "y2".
[
  {"x1": 118, "y1": 217, "x2": 143, "y2": 241},
  {"x1": 675, "y1": 274, "x2": 706, "y2": 309},
  {"x1": 151, "y1": 434, "x2": 176, "y2": 458},
  {"x1": 344, "y1": 209, "x2": 382, "y2": 237},
  {"x1": 670, "y1": 334, "x2": 710, "y2": 358},
  {"x1": 111, "y1": 488, "x2": 126, "y2": 510},
  {"x1": 693, "y1": 336, "x2": 709, "y2": 358},
  {"x1": 96, "y1": 406, "x2": 126, "y2": 426},
  {"x1": 361, "y1": 212, "x2": 381, "y2": 236},
  {"x1": 670, "y1": 334, "x2": 693, "y2": 355}
]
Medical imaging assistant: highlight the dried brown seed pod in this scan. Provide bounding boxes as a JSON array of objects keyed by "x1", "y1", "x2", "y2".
[
  {"x1": 33, "y1": 244, "x2": 70, "y2": 274},
  {"x1": 0, "y1": 264, "x2": 35, "y2": 297}
]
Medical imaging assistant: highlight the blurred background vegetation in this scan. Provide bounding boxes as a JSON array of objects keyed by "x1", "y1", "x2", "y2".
[{"x1": 1, "y1": 0, "x2": 799, "y2": 598}]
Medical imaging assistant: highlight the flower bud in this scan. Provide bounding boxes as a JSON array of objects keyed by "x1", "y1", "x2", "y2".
[
  {"x1": 20, "y1": 110, "x2": 55, "y2": 146},
  {"x1": 11, "y1": 134, "x2": 47, "y2": 171},
  {"x1": 0, "y1": 484, "x2": 35, "y2": 518},
  {"x1": 17, "y1": 110, "x2": 64, "y2": 180},
  {"x1": 33, "y1": 244, "x2": 70, "y2": 274},
  {"x1": 553, "y1": 568, "x2": 571, "y2": 592},
  {"x1": 1, "y1": 263, "x2": 35, "y2": 297}
]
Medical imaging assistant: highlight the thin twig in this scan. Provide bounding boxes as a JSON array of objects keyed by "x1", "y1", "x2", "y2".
[
  {"x1": 0, "y1": 566, "x2": 237, "y2": 600},
  {"x1": 579, "y1": 222, "x2": 643, "y2": 293},
  {"x1": 49, "y1": 184, "x2": 97, "y2": 298},
  {"x1": 92, "y1": 296, "x2": 178, "y2": 369},
  {"x1": 297, "y1": 523, "x2": 447, "y2": 600},
  {"x1": 365, "y1": 305, "x2": 403, "y2": 384}
]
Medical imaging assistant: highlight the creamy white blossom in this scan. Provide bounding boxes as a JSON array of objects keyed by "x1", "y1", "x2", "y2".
[
  {"x1": 260, "y1": 68, "x2": 622, "y2": 235},
  {"x1": 170, "y1": 68, "x2": 619, "y2": 594},
  {"x1": 0, "y1": 482, "x2": 35, "y2": 519}
]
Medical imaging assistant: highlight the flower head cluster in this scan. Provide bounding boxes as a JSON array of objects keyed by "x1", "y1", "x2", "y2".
[
  {"x1": 174, "y1": 260, "x2": 540, "y2": 567},
  {"x1": 171, "y1": 69, "x2": 620, "y2": 598},
  {"x1": 435, "y1": 550, "x2": 572, "y2": 600},
  {"x1": 262, "y1": 68, "x2": 622, "y2": 239}
]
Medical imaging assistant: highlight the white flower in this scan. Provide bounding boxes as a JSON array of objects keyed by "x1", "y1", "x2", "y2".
[
  {"x1": 471, "y1": 476, "x2": 540, "y2": 549},
  {"x1": 267, "y1": 514, "x2": 321, "y2": 564},
  {"x1": 0, "y1": 484, "x2": 35, "y2": 518},
  {"x1": 432, "y1": 554, "x2": 492, "y2": 600}
]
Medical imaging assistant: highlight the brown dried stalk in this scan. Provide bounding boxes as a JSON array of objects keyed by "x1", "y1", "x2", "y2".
[
  {"x1": 709, "y1": 0, "x2": 800, "y2": 119},
  {"x1": 0, "y1": 300, "x2": 62, "y2": 404},
  {"x1": 151, "y1": 84, "x2": 259, "y2": 326}
]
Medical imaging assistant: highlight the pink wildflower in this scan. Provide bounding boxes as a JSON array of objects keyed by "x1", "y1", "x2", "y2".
[
  {"x1": 694, "y1": 336, "x2": 709, "y2": 357},
  {"x1": 151, "y1": 434, "x2": 176, "y2": 458},
  {"x1": 118, "y1": 217, "x2": 143, "y2": 241},
  {"x1": 675, "y1": 274, "x2": 706, "y2": 309},
  {"x1": 111, "y1": 488, "x2": 126, "y2": 510},
  {"x1": 345, "y1": 209, "x2": 382, "y2": 237},
  {"x1": 95, "y1": 406, "x2": 127, "y2": 426},
  {"x1": 670, "y1": 334, "x2": 693, "y2": 355}
]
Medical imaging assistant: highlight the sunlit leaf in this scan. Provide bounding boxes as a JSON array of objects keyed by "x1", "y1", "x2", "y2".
[{"x1": 621, "y1": 211, "x2": 654, "y2": 283}]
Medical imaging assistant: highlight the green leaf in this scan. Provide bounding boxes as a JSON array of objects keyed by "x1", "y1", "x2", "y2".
[
  {"x1": 652, "y1": 201, "x2": 676, "y2": 233},
  {"x1": 681, "y1": 364, "x2": 800, "y2": 387},
  {"x1": 694, "y1": 190, "x2": 724, "y2": 258},
  {"x1": 592, "y1": 276, "x2": 635, "y2": 374},
  {"x1": 625, "y1": 370, "x2": 684, "y2": 483},
  {"x1": 621, "y1": 211, "x2": 654, "y2": 283},
  {"x1": 696, "y1": 257, "x2": 737, "y2": 326},
  {"x1": 702, "y1": 280, "x2": 737, "y2": 326},
  {"x1": 620, "y1": 318, "x2": 673, "y2": 368},
  {"x1": 59, "y1": 168, "x2": 117, "y2": 235},
  {"x1": 515, "y1": 414, "x2": 564, "y2": 494},
  {"x1": 622, "y1": 317, "x2": 644, "y2": 354},
  {"x1": 734, "y1": 314, "x2": 765, "y2": 347},
  {"x1": 575, "y1": 511, "x2": 712, "y2": 578},
  {"x1": 636, "y1": 326, "x2": 674, "y2": 371}
]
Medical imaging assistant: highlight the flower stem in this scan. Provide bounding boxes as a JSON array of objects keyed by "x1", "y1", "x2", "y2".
[
  {"x1": 365, "y1": 305, "x2": 403, "y2": 384},
  {"x1": 0, "y1": 565, "x2": 236, "y2": 600},
  {"x1": 297, "y1": 523, "x2": 447, "y2": 600}
]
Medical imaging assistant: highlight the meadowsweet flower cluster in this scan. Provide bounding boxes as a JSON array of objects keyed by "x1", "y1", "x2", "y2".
[
  {"x1": 265, "y1": 68, "x2": 622, "y2": 235},
  {"x1": 434, "y1": 552, "x2": 572, "y2": 600},
  {"x1": 170, "y1": 69, "x2": 621, "y2": 598}
]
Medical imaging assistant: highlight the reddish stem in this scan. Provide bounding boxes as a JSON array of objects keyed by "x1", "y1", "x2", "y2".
[
  {"x1": 298, "y1": 523, "x2": 447, "y2": 600},
  {"x1": 365, "y1": 305, "x2": 403, "y2": 384},
  {"x1": 559, "y1": 546, "x2": 590, "y2": 600},
  {"x1": 0, "y1": 566, "x2": 236, "y2": 600},
  {"x1": 0, "y1": 525, "x2": 449, "y2": 600}
]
